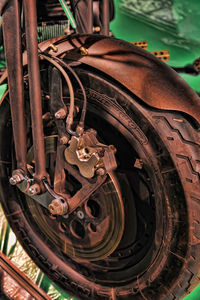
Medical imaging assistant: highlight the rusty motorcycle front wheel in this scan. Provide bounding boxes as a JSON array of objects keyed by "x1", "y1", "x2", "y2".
[{"x1": 0, "y1": 66, "x2": 200, "y2": 300}]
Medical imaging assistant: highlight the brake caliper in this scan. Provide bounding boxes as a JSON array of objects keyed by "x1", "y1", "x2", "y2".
[{"x1": 64, "y1": 129, "x2": 117, "y2": 179}]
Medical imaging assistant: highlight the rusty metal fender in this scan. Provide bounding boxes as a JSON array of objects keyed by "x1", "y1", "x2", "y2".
[{"x1": 1, "y1": 34, "x2": 200, "y2": 124}]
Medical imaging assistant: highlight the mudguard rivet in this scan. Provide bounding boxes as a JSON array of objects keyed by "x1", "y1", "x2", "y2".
[{"x1": 80, "y1": 46, "x2": 88, "y2": 56}]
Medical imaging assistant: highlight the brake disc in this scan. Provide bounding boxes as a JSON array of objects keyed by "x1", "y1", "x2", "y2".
[{"x1": 26, "y1": 136, "x2": 125, "y2": 261}]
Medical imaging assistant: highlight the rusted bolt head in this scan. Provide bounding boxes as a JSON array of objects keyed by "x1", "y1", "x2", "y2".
[
  {"x1": 49, "y1": 199, "x2": 68, "y2": 215},
  {"x1": 28, "y1": 183, "x2": 40, "y2": 196},
  {"x1": 55, "y1": 108, "x2": 67, "y2": 119}
]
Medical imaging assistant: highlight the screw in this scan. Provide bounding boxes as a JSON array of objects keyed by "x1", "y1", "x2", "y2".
[
  {"x1": 9, "y1": 174, "x2": 23, "y2": 185},
  {"x1": 77, "y1": 210, "x2": 84, "y2": 219},
  {"x1": 28, "y1": 183, "x2": 41, "y2": 196},
  {"x1": 96, "y1": 168, "x2": 105, "y2": 176},
  {"x1": 55, "y1": 108, "x2": 67, "y2": 119}
]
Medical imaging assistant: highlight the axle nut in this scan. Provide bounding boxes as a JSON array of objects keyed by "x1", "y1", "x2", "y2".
[{"x1": 49, "y1": 199, "x2": 68, "y2": 215}]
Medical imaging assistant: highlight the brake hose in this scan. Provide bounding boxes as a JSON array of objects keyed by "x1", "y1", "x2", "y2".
[
  {"x1": 39, "y1": 53, "x2": 78, "y2": 136},
  {"x1": 53, "y1": 56, "x2": 87, "y2": 131}
]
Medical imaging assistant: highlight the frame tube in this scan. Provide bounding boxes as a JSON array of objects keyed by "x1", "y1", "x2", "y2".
[{"x1": 100, "y1": 0, "x2": 110, "y2": 35}]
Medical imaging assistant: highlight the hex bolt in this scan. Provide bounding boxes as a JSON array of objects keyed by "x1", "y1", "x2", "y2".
[
  {"x1": 28, "y1": 183, "x2": 41, "y2": 196},
  {"x1": 9, "y1": 174, "x2": 23, "y2": 185},
  {"x1": 55, "y1": 108, "x2": 67, "y2": 119},
  {"x1": 77, "y1": 210, "x2": 85, "y2": 219}
]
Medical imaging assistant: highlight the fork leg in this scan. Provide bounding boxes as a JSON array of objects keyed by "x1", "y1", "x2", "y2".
[
  {"x1": 2, "y1": 0, "x2": 27, "y2": 173},
  {"x1": 24, "y1": 0, "x2": 47, "y2": 181}
]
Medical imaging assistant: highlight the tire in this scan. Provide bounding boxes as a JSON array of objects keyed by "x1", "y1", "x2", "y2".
[{"x1": 0, "y1": 65, "x2": 200, "y2": 300}]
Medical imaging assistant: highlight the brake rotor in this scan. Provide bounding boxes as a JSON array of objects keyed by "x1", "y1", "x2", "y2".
[{"x1": 26, "y1": 136, "x2": 125, "y2": 261}]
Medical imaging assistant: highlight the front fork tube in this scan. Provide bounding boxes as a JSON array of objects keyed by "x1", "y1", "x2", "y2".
[
  {"x1": 24, "y1": 0, "x2": 47, "y2": 182},
  {"x1": 2, "y1": 0, "x2": 27, "y2": 173},
  {"x1": 3, "y1": 0, "x2": 47, "y2": 183}
]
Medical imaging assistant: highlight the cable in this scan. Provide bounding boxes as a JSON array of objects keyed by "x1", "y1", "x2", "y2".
[{"x1": 53, "y1": 56, "x2": 87, "y2": 130}]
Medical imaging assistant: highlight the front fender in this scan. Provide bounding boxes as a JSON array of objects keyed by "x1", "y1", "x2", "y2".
[{"x1": 1, "y1": 34, "x2": 200, "y2": 124}]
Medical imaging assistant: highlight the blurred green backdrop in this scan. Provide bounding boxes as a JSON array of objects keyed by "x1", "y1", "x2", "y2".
[{"x1": 111, "y1": 0, "x2": 200, "y2": 93}]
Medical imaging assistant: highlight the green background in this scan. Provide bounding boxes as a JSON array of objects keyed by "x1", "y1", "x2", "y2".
[{"x1": 111, "y1": 0, "x2": 200, "y2": 93}]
